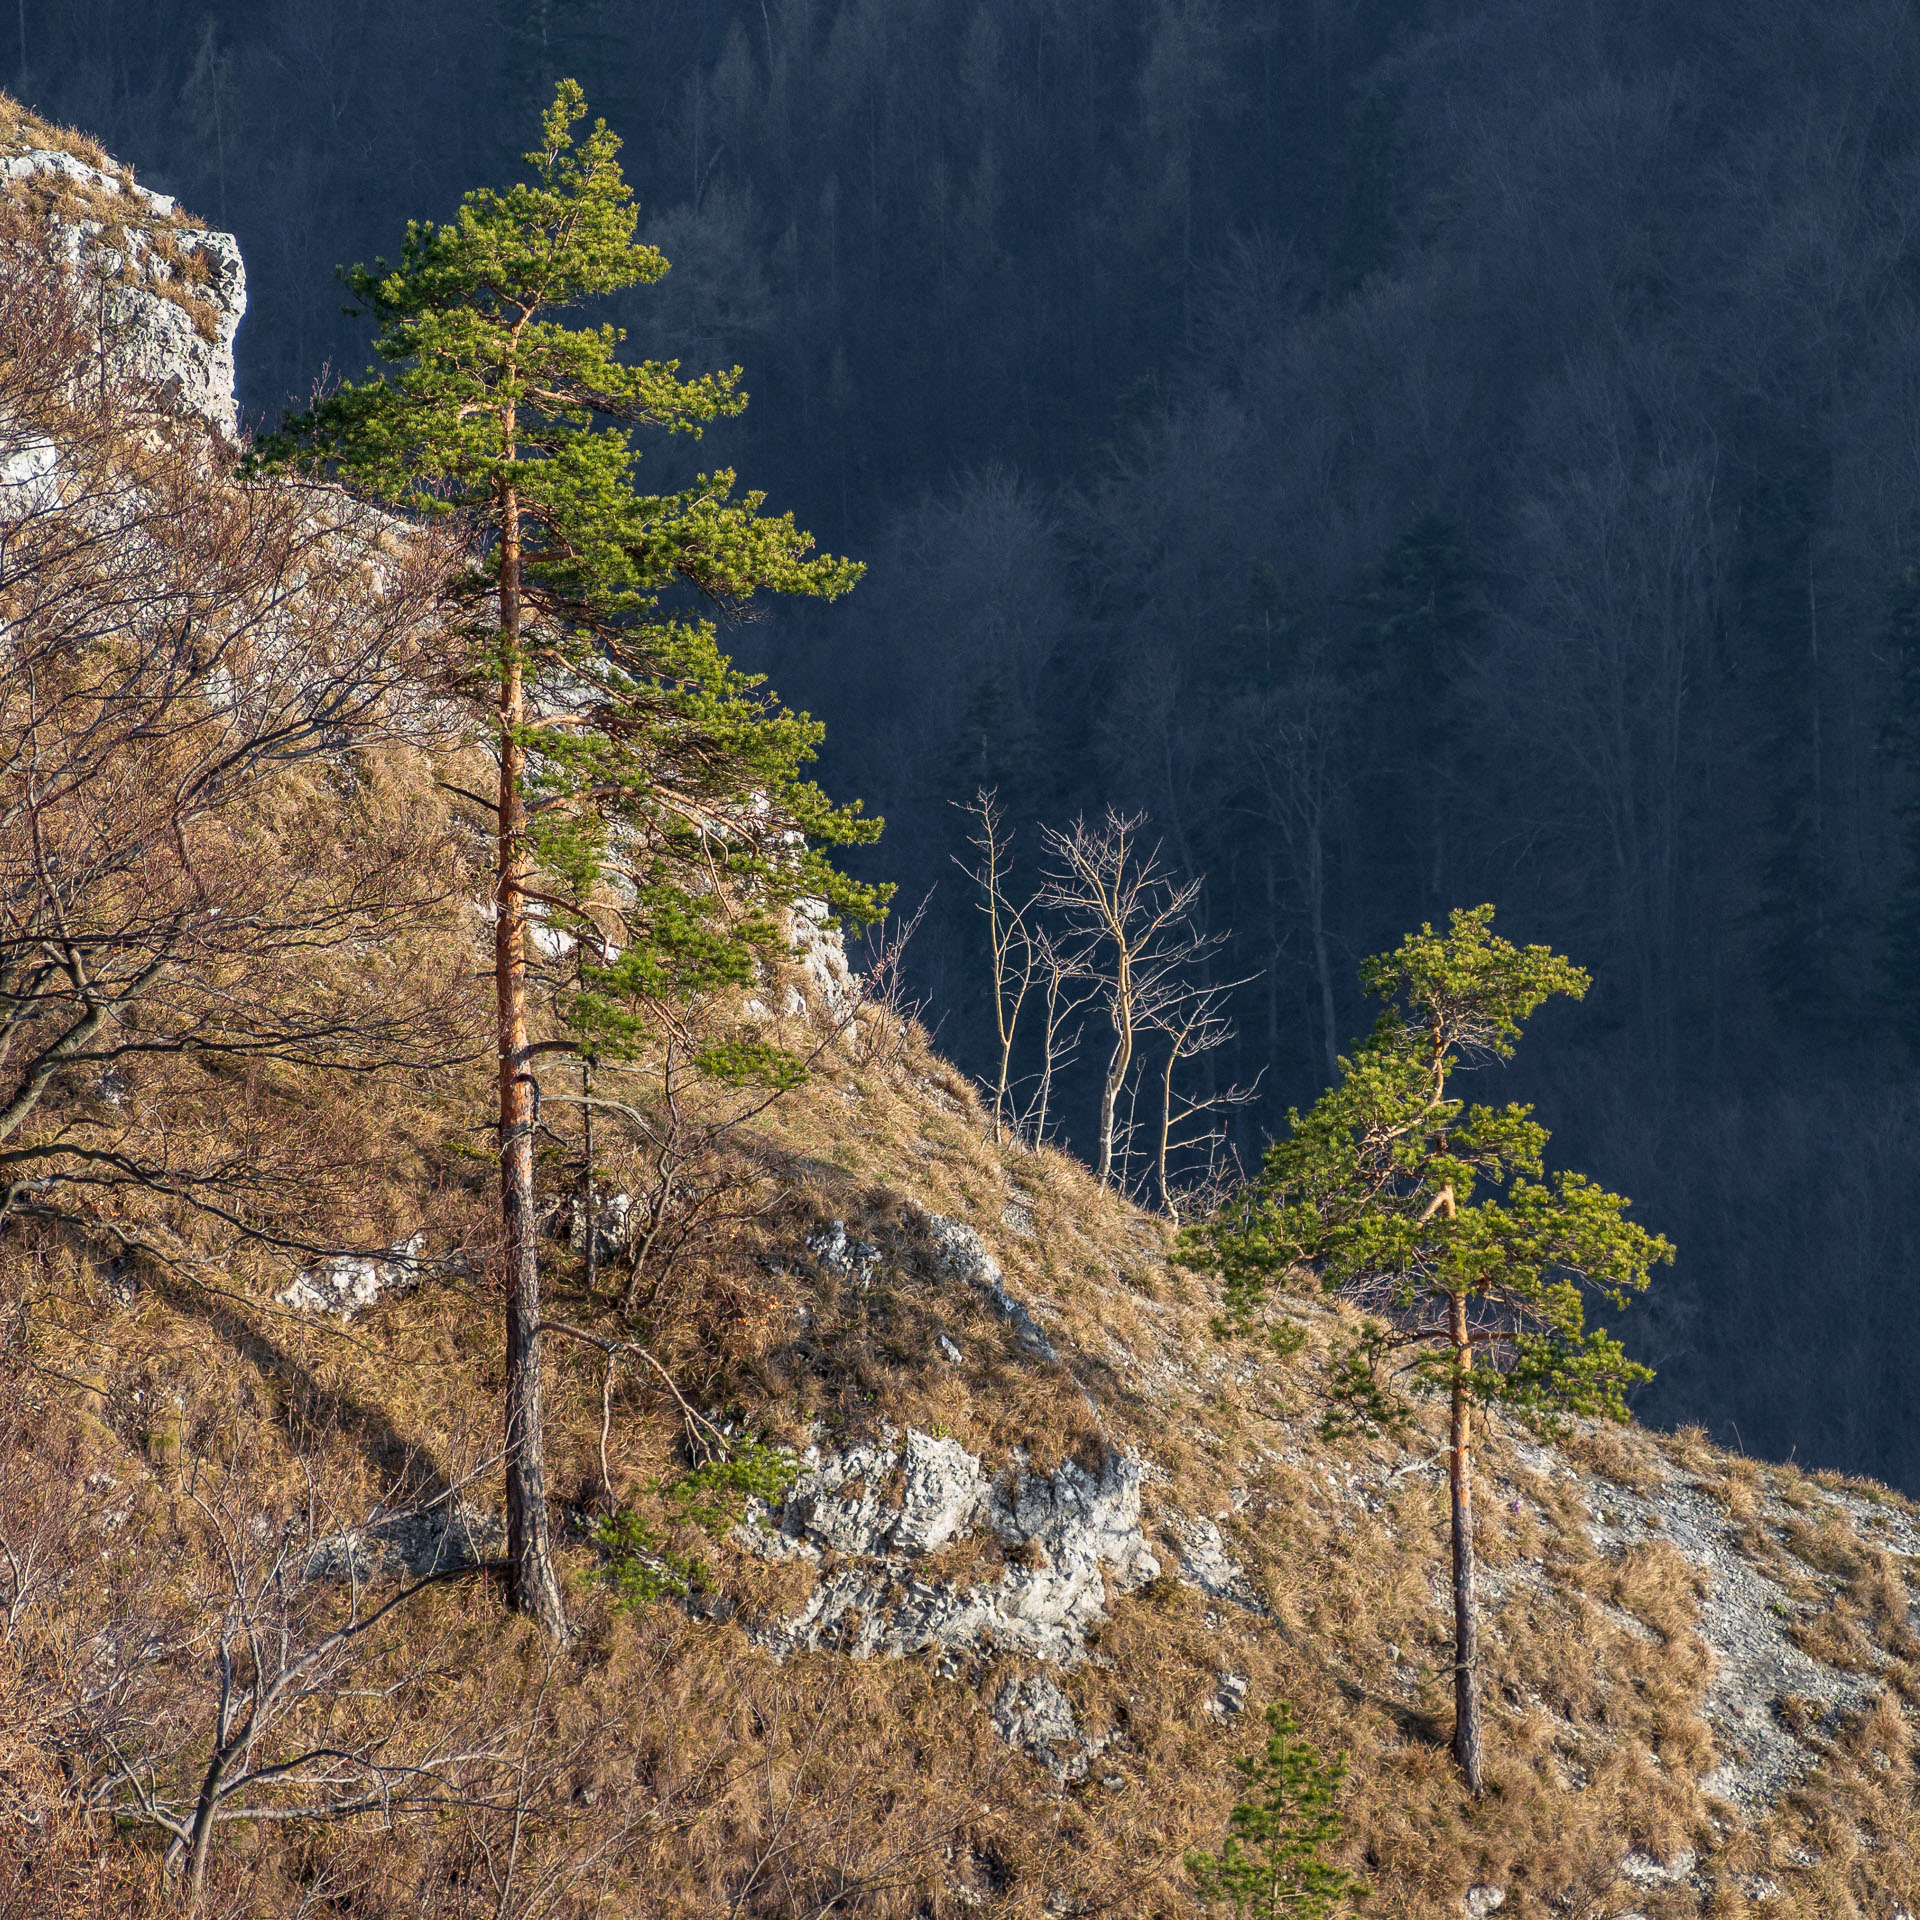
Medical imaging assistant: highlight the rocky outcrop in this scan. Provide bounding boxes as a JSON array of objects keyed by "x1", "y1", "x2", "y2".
[
  {"x1": 2, "y1": 143, "x2": 246, "y2": 437},
  {"x1": 738, "y1": 1426, "x2": 1161, "y2": 1665},
  {"x1": 924, "y1": 1213, "x2": 1058, "y2": 1362},
  {"x1": 278, "y1": 1236, "x2": 427, "y2": 1320},
  {"x1": 787, "y1": 896, "x2": 855, "y2": 1013},
  {"x1": 991, "y1": 1674, "x2": 1111, "y2": 1784},
  {"x1": 306, "y1": 1502, "x2": 504, "y2": 1583},
  {"x1": 1516, "y1": 1435, "x2": 1904, "y2": 1812},
  {"x1": 1164, "y1": 1512, "x2": 1262, "y2": 1612}
]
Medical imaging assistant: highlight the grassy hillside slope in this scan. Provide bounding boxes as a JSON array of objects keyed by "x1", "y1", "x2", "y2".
[
  {"x1": 10, "y1": 941, "x2": 1920, "y2": 1917},
  {"x1": 5, "y1": 92, "x2": 1920, "y2": 1920}
]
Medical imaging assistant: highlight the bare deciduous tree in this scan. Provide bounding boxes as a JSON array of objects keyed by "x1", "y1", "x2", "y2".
[
  {"x1": 1015, "y1": 926, "x2": 1099, "y2": 1148},
  {"x1": 52, "y1": 1445, "x2": 513, "y2": 1910},
  {"x1": 1145, "y1": 974, "x2": 1261, "y2": 1226},
  {"x1": 1039, "y1": 810, "x2": 1216, "y2": 1186},
  {"x1": 954, "y1": 789, "x2": 1039, "y2": 1142},
  {"x1": 0, "y1": 218, "x2": 469, "y2": 1263}
]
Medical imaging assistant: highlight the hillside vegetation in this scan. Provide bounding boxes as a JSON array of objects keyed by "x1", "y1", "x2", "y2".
[
  {"x1": 7, "y1": 95, "x2": 1920, "y2": 1920},
  {"x1": 14, "y1": 911, "x2": 1920, "y2": 1918}
]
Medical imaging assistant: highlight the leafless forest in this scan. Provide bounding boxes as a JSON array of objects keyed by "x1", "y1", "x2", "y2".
[{"x1": 21, "y1": 0, "x2": 1920, "y2": 1483}]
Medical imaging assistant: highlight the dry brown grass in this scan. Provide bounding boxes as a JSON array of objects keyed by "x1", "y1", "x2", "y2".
[
  {"x1": 0, "y1": 92, "x2": 114, "y2": 170},
  {"x1": 3, "y1": 524, "x2": 1920, "y2": 1911},
  {"x1": 0, "y1": 89, "x2": 221, "y2": 346},
  {"x1": 14, "y1": 930, "x2": 1920, "y2": 1915}
]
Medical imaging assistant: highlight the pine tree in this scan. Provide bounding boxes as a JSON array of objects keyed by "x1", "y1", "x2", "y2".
[
  {"x1": 1188, "y1": 908, "x2": 1671, "y2": 1791},
  {"x1": 1187, "y1": 1701, "x2": 1362, "y2": 1919},
  {"x1": 262, "y1": 81, "x2": 885, "y2": 1638}
]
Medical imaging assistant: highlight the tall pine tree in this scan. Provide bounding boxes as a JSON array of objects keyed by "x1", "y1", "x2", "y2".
[{"x1": 264, "y1": 81, "x2": 884, "y2": 1636}]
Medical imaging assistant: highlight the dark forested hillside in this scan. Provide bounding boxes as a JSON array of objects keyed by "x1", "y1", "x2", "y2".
[{"x1": 23, "y1": 0, "x2": 1920, "y2": 1487}]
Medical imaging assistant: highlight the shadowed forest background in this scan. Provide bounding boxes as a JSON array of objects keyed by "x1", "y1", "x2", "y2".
[{"x1": 21, "y1": 0, "x2": 1920, "y2": 1487}]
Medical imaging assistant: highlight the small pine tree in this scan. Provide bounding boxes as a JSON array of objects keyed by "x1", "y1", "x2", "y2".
[
  {"x1": 1187, "y1": 1701, "x2": 1362, "y2": 1919},
  {"x1": 1188, "y1": 907, "x2": 1672, "y2": 1793}
]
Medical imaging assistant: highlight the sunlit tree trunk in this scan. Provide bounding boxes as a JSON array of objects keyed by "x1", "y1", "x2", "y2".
[
  {"x1": 1095, "y1": 942, "x2": 1132, "y2": 1185},
  {"x1": 497, "y1": 469, "x2": 567, "y2": 1640},
  {"x1": 1448, "y1": 1284, "x2": 1482, "y2": 1794}
]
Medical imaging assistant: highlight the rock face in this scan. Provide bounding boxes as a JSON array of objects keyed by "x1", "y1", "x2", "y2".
[
  {"x1": 787, "y1": 896, "x2": 855, "y2": 1012},
  {"x1": 739, "y1": 1426, "x2": 1160, "y2": 1664},
  {"x1": 278, "y1": 1236, "x2": 426, "y2": 1320},
  {"x1": 924, "y1": 1213, "x2": 1058, "y2": 1362},
  {"x1": 1517, "y1": 1436, "x2": 1897, "y2": 1812},
  {"x1": 2, "y1": 145, "x2": 247, "y2": 437},
  {"x1": 806, "y1": 1219, "x2": 879, "y2": 1286},
  {"x1": 991, "y1": 1674, "x2": 1110, "y2": 1784},
  {"x1": 1165, "y1": 1512, "x2": 1262, "y2": 1612}
]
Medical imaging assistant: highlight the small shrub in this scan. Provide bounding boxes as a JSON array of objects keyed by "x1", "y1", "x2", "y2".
[{"x1": 593, "y1": 1439, "x2": 798, "y2": 1608}]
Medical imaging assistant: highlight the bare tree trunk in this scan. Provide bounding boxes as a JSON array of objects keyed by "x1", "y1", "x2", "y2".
[
  {"x1": 497, "y1": 476, "x2": 567, "y2": 1641},
  {"x1": 183, "y1": 1737, "x2": 232, "y2": 1909},
  {"x1": 1156, "y1": 1038, "x2": 1177, "y2": 1223},
  {"x1": 1448, "y1": 1286, "x2": 1482, "y2": 1794},
  {"x1": 1033, "y1": 969, "x2": 1060, "y2": 1144},
  {"x1": 1095, "y1": 944, "x2": 1132, "y2": 1185},
  {"x1": 960, "y1": 791, "x2": 1032, "y2": 1144},
  {"x1": 1026, "y1": 941, "x2": 1079, "y2": 1146}
]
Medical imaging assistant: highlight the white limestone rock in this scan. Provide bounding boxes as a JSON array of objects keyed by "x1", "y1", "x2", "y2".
[
  {"x1": 1620, "y1": 1849, "x2": 1696, "y2": 1887},
  {"x1": 1165, "y1": 1512, "x2": 1262, "y2": 1611},
  {"x1": 807, "y1": 1218, "x2": 879, "y2": 1284},
  {"x1": 306, "y1": 1502, "x2": 504, "y2": 1583},
  {"x1": 1512, "y1": 1433, "x2": 1890, "y2": 1811},
  {"x1": 2, "y1": 146, "x2": 247, "y2": 438},
  {"x1": 925, "y1": 1212, "x2": 1057, "y2": 1361},
  {"x1": 990, "y1": 1673, "x2": 1109, "y2": 1783},
  {"x1": 787, "y1": 896, "x2": 854, "y2": 1013},
  {"x1": 279, "y1": 1235, "x2": 426, "y2": 1320},
  {"x1": 741, "y1": 1428, "x2": 1160, "y2": 1666}
]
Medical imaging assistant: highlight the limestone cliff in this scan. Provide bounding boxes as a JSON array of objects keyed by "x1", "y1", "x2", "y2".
[{"x1": 1, "y1": 98, "x2": 245, "y2": 437}]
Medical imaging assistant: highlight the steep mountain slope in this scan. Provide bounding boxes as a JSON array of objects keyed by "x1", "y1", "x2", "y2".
[{"x1": 6, "y1": 107, "x2": 1920, "y2": 1920}]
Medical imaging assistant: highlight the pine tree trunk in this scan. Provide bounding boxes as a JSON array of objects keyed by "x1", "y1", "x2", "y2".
[
  {"x1": 497, "y1": 476, "x2": 568, "y2": 1641},
  {"x1": 1448, "y1": 1286, "x2": 1482, "y2": 1793}
]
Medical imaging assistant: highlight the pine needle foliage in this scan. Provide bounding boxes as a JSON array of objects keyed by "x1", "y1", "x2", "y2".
[
  {"x1": 1195, "y1": 906, "x2": 1670, "y2": 1430},
  {"x1": 255, "y1": 80, "x2": 887, "y2": 1636},
  {"x1": 1187, "y1": 1701, "x2": 1363, "y2": 1919},
  {"x1": 592, "y1": 1440, "x2": 798, "y2": 1608},
  {"x1": 260, "y1": 78, "x2": 888, "y2": 980},
  {"x1": 1187, "y1": 906, "x2": 1673, "y2": 1790}
]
